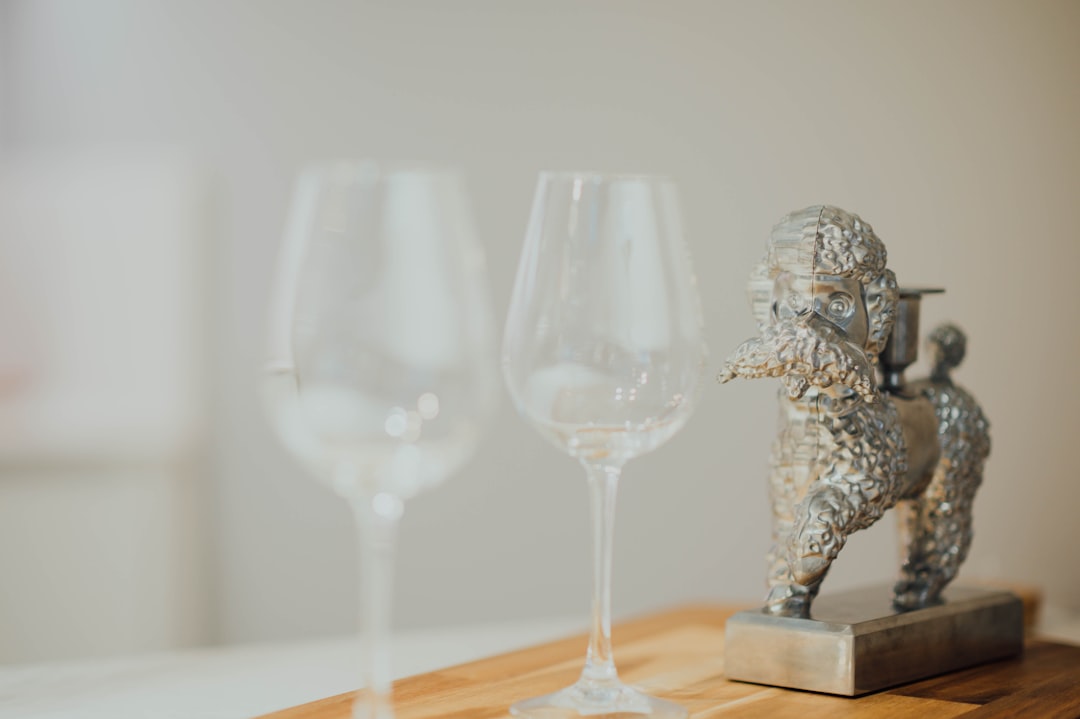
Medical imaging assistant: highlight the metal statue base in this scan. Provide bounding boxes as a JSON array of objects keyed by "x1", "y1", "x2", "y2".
[{"x1": 724, "y1": 584, "x2": 1023, "y2": 696}]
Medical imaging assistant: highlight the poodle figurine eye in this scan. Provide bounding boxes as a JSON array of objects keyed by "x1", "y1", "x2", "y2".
[{"x1": 827, "y1": 292, "x2": 854, "y2": 320}]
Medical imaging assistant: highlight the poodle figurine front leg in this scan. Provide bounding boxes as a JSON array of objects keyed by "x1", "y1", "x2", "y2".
[
  {"x1": 774, "y1": 396, "x2": 908, "y2": 617},
  {"x1": 764, "y1": 474, "x2": 879, "y2": 619},
  {"x1": 764, "y1": 515, "x2": 824, "y2": 618},
  {"x1": 788, "y1": 484, "x2": 849, "y2": 589}
]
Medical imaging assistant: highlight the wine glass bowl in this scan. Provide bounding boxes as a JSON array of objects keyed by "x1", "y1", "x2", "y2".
[
  {"x1": 266, "y1": 162, "x2": 496, "y2": 497},
  {"x1": 503, "y1": 172, "x2": 707, "y2": 718},
  {"x1": 263, "y1": 161, "x2": 497, "y2": 719}
]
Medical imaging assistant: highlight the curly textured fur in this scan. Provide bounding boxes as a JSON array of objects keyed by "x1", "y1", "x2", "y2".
[
  {"x1": 720, "y1": 320, "x2": 879, "y2": 404},
  {"x1": 759, "y1": 325, "x2": 989, "y2": 617},
  {"x1": 762, "y1": 390, "x2": 907, "y2": 616},
  {"x1": 894, "y1": 330, "x2": 990, "y2": 609}
]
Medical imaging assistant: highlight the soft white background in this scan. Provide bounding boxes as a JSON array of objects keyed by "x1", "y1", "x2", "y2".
[{"x1": 1, "y1": 0, "x2": 1077, "y2": 650}]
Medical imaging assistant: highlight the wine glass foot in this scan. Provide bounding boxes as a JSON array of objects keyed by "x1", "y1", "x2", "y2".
[{"x1": 510, "y1": 679, "x2": 686, "y2": 718}]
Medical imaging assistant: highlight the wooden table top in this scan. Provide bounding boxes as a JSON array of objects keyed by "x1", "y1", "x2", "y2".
[{"x1": 259, "y1": 604, "x2": 1080, "y2": 719}]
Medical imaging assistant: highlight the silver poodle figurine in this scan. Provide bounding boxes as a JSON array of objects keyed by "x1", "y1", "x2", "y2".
[{"x1": 720, "y1": 206, "x2": 990, "y2": 618}]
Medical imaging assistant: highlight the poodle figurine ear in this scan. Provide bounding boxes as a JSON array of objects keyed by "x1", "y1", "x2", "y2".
[{"x1": 864, "y1": 268, "x2": 899, "y2": 363}]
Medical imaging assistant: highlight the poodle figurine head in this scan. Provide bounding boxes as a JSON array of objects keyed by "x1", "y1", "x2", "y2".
[{"x1": 721, "y1": 206, "x2": 899, "y2": 411}]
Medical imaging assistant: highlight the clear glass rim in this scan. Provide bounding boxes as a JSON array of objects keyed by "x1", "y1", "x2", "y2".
[{"x1": 537, "y1": 170, "x2": 673, "y2": 184}]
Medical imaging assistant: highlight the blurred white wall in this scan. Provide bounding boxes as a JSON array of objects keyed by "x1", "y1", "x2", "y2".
[
  {"x1": 0, "y1": 3, "x2": 7, "y2": 144},
  {"x1": 0, "y1": 152, "x2": 211, "y2": 661},
  {"x1": 2, "y1": 0, "x2": 1078, "y2": 652}
]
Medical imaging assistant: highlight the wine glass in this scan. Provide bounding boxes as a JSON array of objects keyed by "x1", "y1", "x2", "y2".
[
  {"x1": 503, "y1": 172, "x2": 708, "y2": 718},
  {"x1": 263, "y1": 161, "x2": 497, "y2": 719}
]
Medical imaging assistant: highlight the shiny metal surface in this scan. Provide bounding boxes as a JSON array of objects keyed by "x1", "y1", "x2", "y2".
[
  {"x1": 879, "y1": 288, "x2": 944, "y2": 393},
  {"x1": 724, "y1": 584, "x2": 1023, "y2": 696},
  {"x1": 720, "y1": 206, "x2": 991, "y2": 618}
]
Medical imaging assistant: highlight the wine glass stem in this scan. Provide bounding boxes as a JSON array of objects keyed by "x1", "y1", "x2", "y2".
[
  {"x1": 353, "y1": 493, "x2": 403, "y2": 719},
  {"x1": 582, "y1": 461, "x2": 622, "y2": 685}
]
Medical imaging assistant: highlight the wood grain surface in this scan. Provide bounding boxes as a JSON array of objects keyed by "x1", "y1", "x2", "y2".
[{"x1": 259, "y1": 604, "x2": 1080, "y2": 719}]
